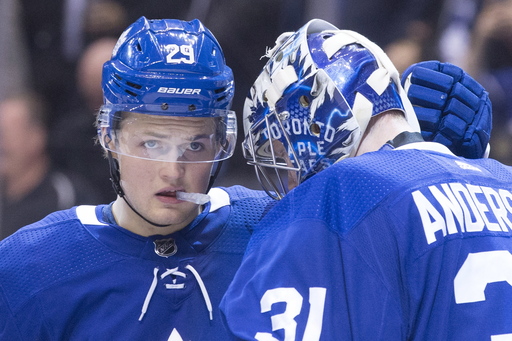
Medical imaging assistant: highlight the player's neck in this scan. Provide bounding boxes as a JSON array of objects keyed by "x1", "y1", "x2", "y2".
[
  {"x1": 355, "y1": 110, "x2": 414, "y2": 156},
  {"x1": 111, "y1": 197, "x2": 200, "y2": 237}
]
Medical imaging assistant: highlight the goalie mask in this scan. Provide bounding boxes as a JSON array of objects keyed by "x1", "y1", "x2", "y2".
[
  {"x1": 98, "y1": 16, "x2": 236, "y2": 164},
  {"x1": 243, "y1": 19, "x2": 420, "y2": 199}
]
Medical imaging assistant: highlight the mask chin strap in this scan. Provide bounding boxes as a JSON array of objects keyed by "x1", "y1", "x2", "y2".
[
  {"x1": 107, "y1": 151, "x2": 174, "y2": 228},
  {"x1": 386, "y1": 131, "x2": 424, "y2": 148}
]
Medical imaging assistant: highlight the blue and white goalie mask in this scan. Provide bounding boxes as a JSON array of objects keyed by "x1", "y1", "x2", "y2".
[
  {"x1": 98, "y1": 17, "x2": 236, "y2": 163},
  {"x1": 243, "y1": 19, "x2": 419, "y2": 199}
]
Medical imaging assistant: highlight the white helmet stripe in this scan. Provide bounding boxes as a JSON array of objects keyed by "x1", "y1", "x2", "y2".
[
  {"x1": 323, "y1": 33, "x2": 358, "y2": 59},
  {"x1": 267, "y1": 65, "x2": 299, "y2": 107},
  {"x1": 367, "y1": 68, "x2": 391, "y2": 95}
]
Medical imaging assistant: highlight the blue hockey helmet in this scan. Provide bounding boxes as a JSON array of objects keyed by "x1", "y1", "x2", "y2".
[
  {"x1": 98, "y1": 16, "x2": 236, "y2": 163},
  {"x1": 243, "y1": 19, "x2": 420, "y2": 199}
]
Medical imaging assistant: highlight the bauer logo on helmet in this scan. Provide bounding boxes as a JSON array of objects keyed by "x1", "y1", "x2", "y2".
[{"x1": 157, "y1": 87, "x2": 201, "y2": 95}]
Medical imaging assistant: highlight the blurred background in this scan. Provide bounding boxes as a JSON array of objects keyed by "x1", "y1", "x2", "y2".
[{"x1": 1, "y1": 0, "x2": 512, "y2": 236}]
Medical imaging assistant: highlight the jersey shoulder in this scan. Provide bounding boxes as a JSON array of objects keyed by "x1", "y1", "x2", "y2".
[
  {"x1": 246, "y1": 149, "x2": 512, "y2": 254},
  {"x1": 215, "y1": 185, "x2": 276, "y2": 226},
  {"x1": 208, "y1": 186, "x2": 276, "y2": 253},
  {"x1": 0, "y1": 205, "x2": 123, "y2": 313},
  {"x1": 220, "y1": 185, "x2": 275, "y2": 201}
]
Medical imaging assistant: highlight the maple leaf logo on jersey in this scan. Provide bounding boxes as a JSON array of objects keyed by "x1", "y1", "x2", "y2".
[
  {"x1": 168, "y1": 328, "x2": 184, "y2": 341},
  {"x1": 154, "y1": 238, "x2": 178, "y2": 257}
]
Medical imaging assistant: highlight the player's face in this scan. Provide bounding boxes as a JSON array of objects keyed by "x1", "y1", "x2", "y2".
[
  {"x1": 271, "y1": 139, "x2": 299, "y2": 191},
  {"x1": 112, "y1": 114, "x2": 215, "y2": 236}
]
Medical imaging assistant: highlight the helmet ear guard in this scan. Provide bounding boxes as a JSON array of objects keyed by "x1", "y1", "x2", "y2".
[{"x1": 243, "y1": 19, "x2": 418, "y2": 198}]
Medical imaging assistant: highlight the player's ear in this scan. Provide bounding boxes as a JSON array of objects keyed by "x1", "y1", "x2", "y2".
[
  {"x1": 97, "y1": 126, "x2": 119, "y2": 159},
  {"x1": 101, "y1": 130, "x2": 113, "y2": 150}
]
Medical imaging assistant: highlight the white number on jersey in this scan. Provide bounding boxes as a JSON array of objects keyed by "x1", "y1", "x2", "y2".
[
  {"x1": 454, "y1": 250, "x2": 512, "y2": 339},
  {"x1": 255, "y1": 287, "x2": 326, "y2": 341}
]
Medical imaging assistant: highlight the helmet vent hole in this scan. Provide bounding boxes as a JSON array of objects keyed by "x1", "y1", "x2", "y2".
[
  {"x1": 299, "y1": 95, "x2": 310, "y2": 107},
  {"x1": 161, "y1": 103, "x2": 169, "y2": 110},
  {"x1": 310, "y1": 123, "x2": 321, "y2": 136},
  {"x1": 276, "y1": 51, "x2": 283, "y2": 62},
  {"x1": 125, "y1": 90, "x2": 137, "y2": 97},
  {"x1": 126, "y1": 81, "x2": 142, "y2": 89},
  {"x1": 135, "y1": 42, "x2": 142, "y2": 52},
  {"x1": 188, "y1": 104, "x2": 196, "y2": 111},
  {"x1": 214, "y1": 87, "x2": 225, "y2": 94},
  {"x1": 263, "y1": 90, "x2": 268, "y2": 102},
  {"x1": 216, "y1": 96, "x2": 226, "y2": 102}
]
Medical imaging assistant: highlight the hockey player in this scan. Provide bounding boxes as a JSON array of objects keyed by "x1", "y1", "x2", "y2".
[
  {"x1": 0, "y1": 17, "x2": 275, "y2": 340},
  {"x1": 220, "y1": 19, "x2": 510, "y2": 340}
]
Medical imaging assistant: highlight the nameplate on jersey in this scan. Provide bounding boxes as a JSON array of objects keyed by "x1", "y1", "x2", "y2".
[{"x1": 412, "y1": 182, "x2": 512, "y2": 245}]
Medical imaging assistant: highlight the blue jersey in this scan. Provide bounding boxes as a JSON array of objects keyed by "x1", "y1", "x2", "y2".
[
  {"x1": 221, "y1": 143, "x2": 512, "y2": 340},
  {"x1": 0, "y1": 186, "x2": 274, "y2": 341}
]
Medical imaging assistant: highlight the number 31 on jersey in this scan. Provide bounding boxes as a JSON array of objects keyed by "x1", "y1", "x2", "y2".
[{"x1": 255, "y1": 287, "x2": 326, "y2": 341}]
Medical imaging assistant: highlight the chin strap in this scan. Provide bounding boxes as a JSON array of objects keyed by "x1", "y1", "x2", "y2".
[
  {"x1": 107, "y1": 152, "x2": 173, "y2": 228},
  {"x1": 106, "y1": 151, "x2": 218, "y2": 228},
  {"x1": 107, "y1": 151, "x2": 124, "y2": 197},
  {"x1": 207, "y1": 160, "x2": 223, "y2": 192}
]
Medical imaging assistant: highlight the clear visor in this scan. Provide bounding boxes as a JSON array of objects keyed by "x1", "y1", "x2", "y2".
[
  {"x1": 243, "y1": 111, "x2": 300, "y2": 199},
  {"x1": 99, "y1": 108, "x2": 236, "y2": 163}
]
